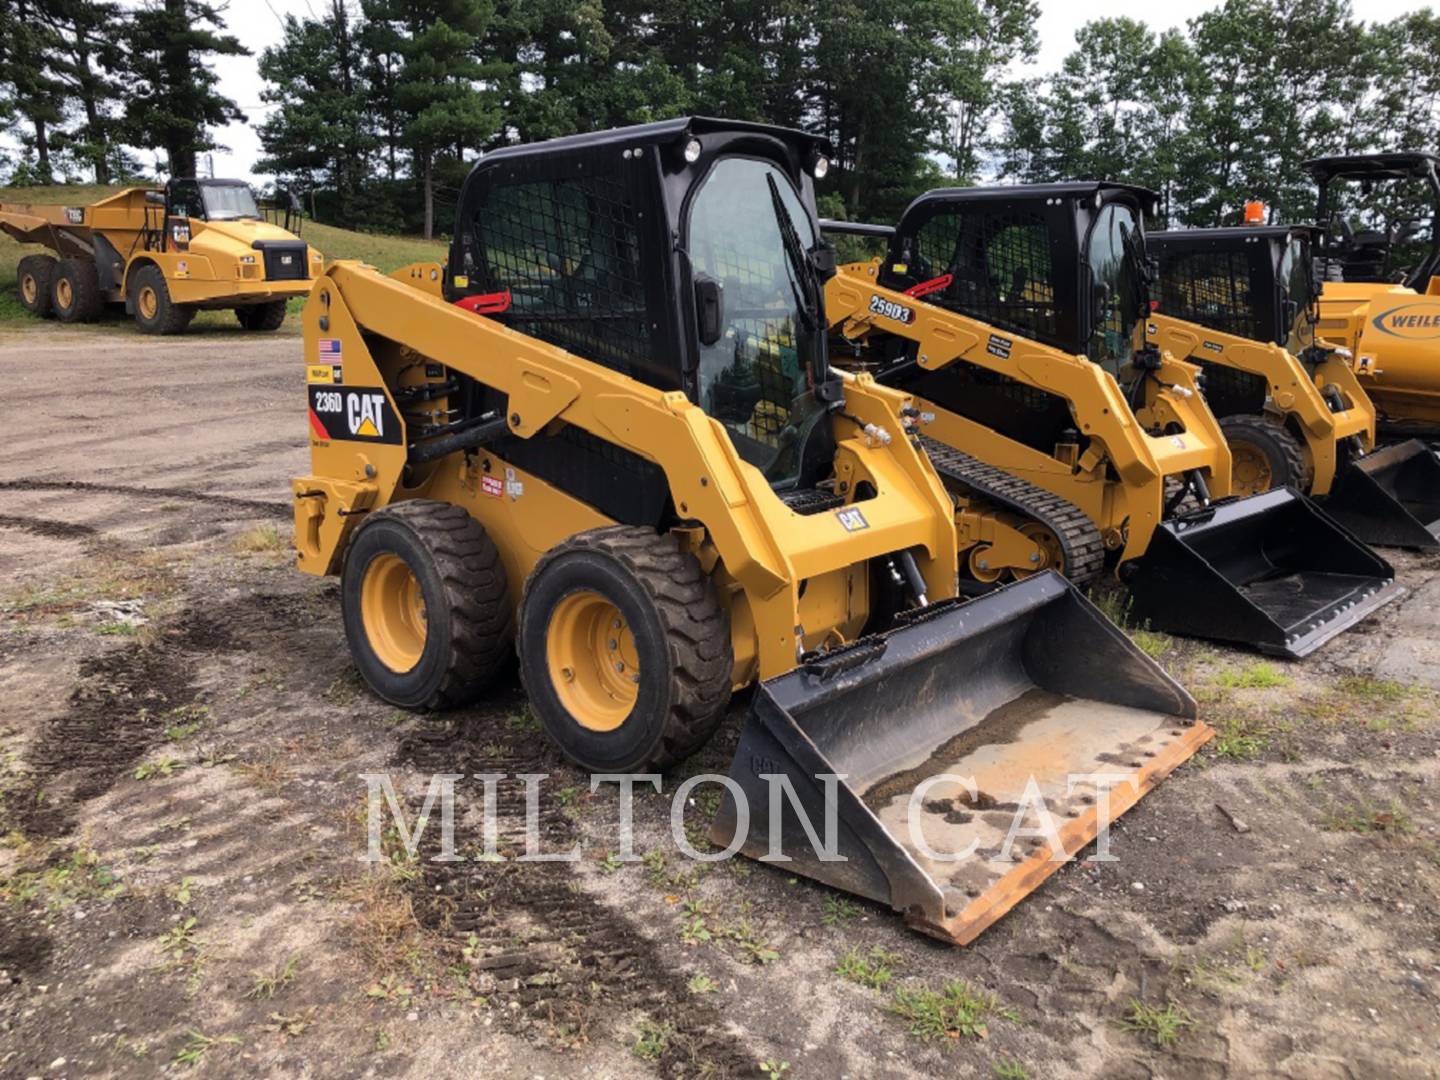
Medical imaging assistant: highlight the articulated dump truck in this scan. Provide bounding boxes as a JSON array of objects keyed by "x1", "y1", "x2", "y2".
[
  {"x1": 1147, "y1": 224, "x2": 1440, "y2": 550},
  {"x1": 821, "y1": 182, "x2": 1400, "y2": 658},
  {"x1": 1304, "y1": 152, "x2": 1440, "y2": 438},
  {"x1": 290, "y1": 119, "x2": 1210, "y2": 945},
  {"x1": 2, "y1": 179, "x2": 319, "y2": 334}
]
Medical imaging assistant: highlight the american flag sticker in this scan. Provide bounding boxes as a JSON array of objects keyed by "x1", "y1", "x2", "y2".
[{"x1": 318, "y1": 338, "x2": 342, "y2": 363}]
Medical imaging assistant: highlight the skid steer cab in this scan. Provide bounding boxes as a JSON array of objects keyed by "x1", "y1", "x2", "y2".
[
  {"x1": 1305, "y1": 151, "x2": 1440, "y2": 436},
  {"x1": 292, "y1": 118, "x2": 1208, "y2": 945},
  {"x1": 1148, "y1": 225, "x2": 1440, "y2": 550},
  {"x1": 821, "y1": 181, "x2": 1399, "y2": 658}
]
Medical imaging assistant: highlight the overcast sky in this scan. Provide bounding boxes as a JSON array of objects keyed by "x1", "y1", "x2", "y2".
[{"x1": 106, "y1": 0, "x2": 1440, "y2": 181}]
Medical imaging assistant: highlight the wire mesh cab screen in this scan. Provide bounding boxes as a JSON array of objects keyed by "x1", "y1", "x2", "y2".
[
  {"x1": 456, "y1": 156, "x2": 673, "y2": 390},
  {"x1": 905, "y1": 208, "x2": 1061, "y2": 345},
  {"x1": 1156, "y1": 246, "x2": 1267, "y2": 342}
]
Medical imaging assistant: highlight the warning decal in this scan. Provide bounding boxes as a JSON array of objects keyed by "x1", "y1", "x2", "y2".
[{"x1": 307, "y1": 385, "x2": 402, "y2": 445}]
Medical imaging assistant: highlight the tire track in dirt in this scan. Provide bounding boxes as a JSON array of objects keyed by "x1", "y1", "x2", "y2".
[
  {"x1": 0, "y1": 514, "x2": 98, "y2": 540},
  {"x1": 0, "y1": 479, "x2": 288, "y2": 520},
  {"x1": 398, "y1": 723, "x2": 757, "y2": 1077},
  {"x1": 10, "y1": 609, "x2": 238, "y2": 839}
]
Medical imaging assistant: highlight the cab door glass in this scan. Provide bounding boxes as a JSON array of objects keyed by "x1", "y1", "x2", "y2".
[
  {"x1": 687, "y1": 157, "x2": 825, "y2": 488},
  {"x1": 1086, "y1": 204, "x2": 1144, "y2": 379}
]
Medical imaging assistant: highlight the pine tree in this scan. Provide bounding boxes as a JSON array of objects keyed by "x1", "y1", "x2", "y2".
[
  {"x1": 34, "y1": 0, "x2": 130, "y2": 183},
  {"x1": 123, "y1": 0, "x2": 249, "y2": 178}
]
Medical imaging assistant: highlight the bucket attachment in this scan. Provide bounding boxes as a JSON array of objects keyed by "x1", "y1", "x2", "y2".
[
  {"x1": 709, "y1": 572, "x2": 1209, "y2": 946},
  {"x1": 1122, "y1": 487, "x2": 1402, "y2": 659},
  {"x1": 1320, "y1": 439, "x2": 1440, "y2": 551}
]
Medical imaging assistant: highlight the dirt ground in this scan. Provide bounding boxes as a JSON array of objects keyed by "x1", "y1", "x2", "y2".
[{"x1": 1, "y1": 328, "x2": 1437, "y2": 1080}]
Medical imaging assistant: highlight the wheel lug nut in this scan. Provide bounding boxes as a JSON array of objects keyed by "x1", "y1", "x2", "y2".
[
  {"x1": 561, "y1": 667, "x2": 574, "y2": 682},
  {"x1": 608, "y1": 639, "x2": 618, "y2": 650},
  {"x1": 615, "y1": 662, "x2": 625, "y2": 672}
]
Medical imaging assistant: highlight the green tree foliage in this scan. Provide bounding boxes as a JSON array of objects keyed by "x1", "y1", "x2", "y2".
[
  {"x1": 123, "y1": 0, "x2": 249, "y2": 179},
  {"x1": 257, "y1": 3, "x2": 375, "y2": 224}
]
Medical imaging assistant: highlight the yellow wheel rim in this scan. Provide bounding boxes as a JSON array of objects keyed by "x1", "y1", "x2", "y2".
[
  {"x1": 1229, "y1": 442, "x2": 1273, "y2": 496},
  {"x1": 1017, "y1": 522, "x2": 1065, "y2": 577},
  {"x1": 360, "y1": 553, "x2": 428, "y2": 673},
  {"x1": 546, "y1": 589, "x2": 639, "y2": 732},
  {"x1": 56, "y1": 277, "x2": 73, "y2": 309},
  {"x1": 20, "y1": 273, "x2": 36, "y2": 304},
  {"x1": 138, "y1": 285, "x2": 158, "y2": 320}
]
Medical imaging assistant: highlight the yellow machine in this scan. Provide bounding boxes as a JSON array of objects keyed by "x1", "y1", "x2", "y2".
[
  {"x1": 1147, "y1": 225, "x2": 1440, "y2": 549},
  {"x1": 1306, "y1": 153, "x2": 1440, "y2": 434},
  {"x1": 292, "y1": 119, "x2": 1210, "y2": 946},
  {"x1": 822, "y1": 182, "x2": 1399, "y2": 658},
  {"x1": 3, "y1": 179, "x2": 320, "y2": 334}
]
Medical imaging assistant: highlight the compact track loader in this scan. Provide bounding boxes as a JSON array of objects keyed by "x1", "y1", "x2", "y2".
[
  {"x1": 822, "y1": 182, "x2": 1398, "y2": 657},
  {"x1": 1148, "y1": 225, "x2": 1440, "y2": 549},
  {"x1": 1305, "y1": 152, "x2": 1440, "y2": 436},
  {"x1": 291, "y1": 119, "x2": 1210, "y2": 945},
  {"x1": 3, "y1": 180, "x2": 319, "y2": 334}
]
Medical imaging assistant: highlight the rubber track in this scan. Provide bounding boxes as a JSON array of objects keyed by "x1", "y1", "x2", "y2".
[
  {"x1": 377, "y1": 500, "x2": 514, "y2": 708},
  {"x1": 916, "y1": 434, "x2": 1106, "y2": 585},
  {"x1": 521, "y1": 526, "x2": 731, "y2": 770}
]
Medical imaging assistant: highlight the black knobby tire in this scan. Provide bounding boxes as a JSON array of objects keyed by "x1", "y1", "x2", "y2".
[
  {"x1": 129, "y1": 265, "x2": 194, "y2": 335},
  {"x1": 341, "y1": 500, "x2": 514, "y2": 710},
  {"x1": 51, "y1": 257, "x2": 103, "y2": 323},
  {"x1": 16, "y1": 254, "x2": 57, "y2": 317},
  {"x1": 518, "y1": 526, "x2": 731, "y2": 773},
  {"x1": 1220, "y1": 414, "x2": 1312, "y2": 494},
  {"x1": 237, "y1": 300, "x2": 287, "y2": 332}
]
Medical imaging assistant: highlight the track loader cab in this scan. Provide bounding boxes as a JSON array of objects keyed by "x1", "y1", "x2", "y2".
[
  {"x1": 293, "y1": 118, "x2": 1210, "y2": 945},
  {"x1": 1149, "y1": 226, "x2": 1440, "y2": 549},
  {"x1": 1305, "y1": 152, "x2": 1440, "y2": 435},
  {"x1": 823, "y1": 182, "x2": 1399, "y2": 657}
]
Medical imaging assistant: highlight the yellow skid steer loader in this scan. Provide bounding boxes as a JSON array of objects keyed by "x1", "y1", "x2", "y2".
[
  {"x1": 1147, "y1": 225, "x2": 1440, "y2": 550},
  {"x1": 291, "y1": 119, "x2": 1209, "y2": 945},
  {"x1": 822, "y1": 182, "x2": 1399, "y2": 658}
]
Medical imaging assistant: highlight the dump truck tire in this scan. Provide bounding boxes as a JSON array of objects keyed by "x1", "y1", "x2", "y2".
[
  {"x1": 51, "y1": 257, "x2": 103, "y2": 323},
  {"x1": 129, "y1": 266, "x2": 194, "y2": 335},
  {"x1": 1220, "y1": 414, "x2": 1311, "y2": 495},
  {"x1": 518, "y1": 526, "x2": 731, "y2": 773},
  {"x1": 17, "y1": 254, "x2": 57, "y2": 317},
  {"x1": 236, "y1": 300, "x2": 287, "y2": 332},
  {"x1": 341, "y1": 501, "x2": 514, "y2": 710}
]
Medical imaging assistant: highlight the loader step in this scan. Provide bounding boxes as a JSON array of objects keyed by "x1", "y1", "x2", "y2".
[{"x1": 916, "y1": 435, "x2": 1106, "y2": 584}]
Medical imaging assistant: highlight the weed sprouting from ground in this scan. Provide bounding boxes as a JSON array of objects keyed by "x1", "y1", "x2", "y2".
[
  {"x1": 836, "y1": 946, "x2": 901, "y2": 991},
  {"x1": 1118, "y1": 998, "x2": 1194, "y2": 1048},
  {"x1": 632, "y1": 1018, "x2": 674, "y2": 1061},
  {"x1": 887, "y1": 979, "x2": 1016, "y2": 1042}
]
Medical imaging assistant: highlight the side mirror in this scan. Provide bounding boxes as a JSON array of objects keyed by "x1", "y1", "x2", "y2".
[
  {"x1": 695, "y1": 274, "x2": 724, "y2": 346},
  {"x1": 1282, "y1": 298, "x2": 1299, "y2": 328}
]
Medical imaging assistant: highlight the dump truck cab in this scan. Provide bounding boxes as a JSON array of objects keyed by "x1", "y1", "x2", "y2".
[{"x1": 1305, "y1": 152, "x2": 1440, "y2": 434}]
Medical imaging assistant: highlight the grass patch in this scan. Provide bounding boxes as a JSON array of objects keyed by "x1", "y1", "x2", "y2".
[
  {"x1": 1321, "y1": 798, "x2": 1414, "y2": 835},
  {"x1": 0, "y1": 840, "x2": 125, "y2": 911},
  {"x1": 1118, "y1": 998, "x2": 1194, "y2": 1048},
  {"x1": 887, "y1": 979, "x2": 1015, "y2": 1042},
  {"x1": 994, "y1": 1063, "x2": 1030, "y2": 1080},
  {"x1": 836, "y1": 945, "x2": 901, "y2": 991},
  {"x1": 172, "y1": 1028, "x2": 240, "y2": 1069},
  {"x1": 234, "y1": 524, "x2": 287, "y2": 554},
  {"x1": 821, "y1": 893, "x2": 861, "y2": 926},
  {"x1": 1336, "y1": 675, "x2": 1411, "y2": 702},
  {"x1": 247, "y1": 956, "x2": 300, "y2": 1000},
  {"x1": 1214, "y1": 662, "x2": 1290, "y2": 689}
]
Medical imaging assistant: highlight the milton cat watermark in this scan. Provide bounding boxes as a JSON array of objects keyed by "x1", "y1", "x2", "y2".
[{"x1": 360, "y1": 771, "x2": 1137, "y2": 865}]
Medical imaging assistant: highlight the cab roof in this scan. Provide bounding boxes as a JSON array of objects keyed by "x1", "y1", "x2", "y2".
[
  {"x1": 1303, "y1": 152, "x2": 1440, "y2": 182},
  {"x1": 470, "y1": 117, "x2": 832, "y2": 168},
  {"x1": 903, "y1": 181, "x2": 1160, "y2": 217}
]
